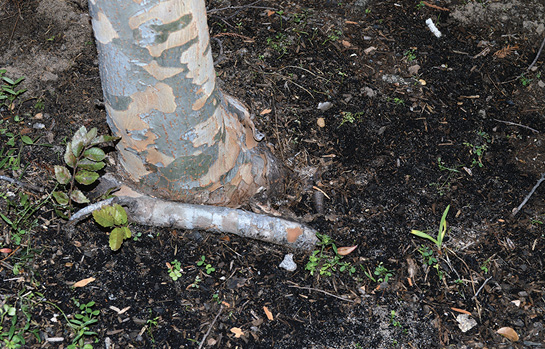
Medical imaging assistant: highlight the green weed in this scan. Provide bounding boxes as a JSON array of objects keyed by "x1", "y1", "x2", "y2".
[
  {"x1": 197, "y1": 256, "x2": 215, "y2": 274},
  {"x1": 305, "y1": 233, "x2": 354, "y2": 276},
  {"x1": 92, "y1": 204, "x2": 132, "y2": 251},
  {"x1": 410, "y1": 205, "x2": 450, "y2": 250},
  {"x1": 66, "y1": 298, "x2": 100, "y2": 349},
  {"x1": 52, "y1": 126, "x2": 118, "y2": 215},
  {"x1": 363, "y1": 262, "x2": 393, "y2": 283},
  {"x1": 168, "y1": 259, "x2": 183, "y2": 281},
  {"x1": 0, "y1": 70, "x2": 26, "y2": 113},
  {"x1": 404, "y1": 48, "x2": 416, "y2": 62}
]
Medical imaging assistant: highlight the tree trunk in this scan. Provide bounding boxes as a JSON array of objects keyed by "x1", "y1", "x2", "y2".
[{"x1": 88, "y1": 0, "x2": 282, "y2": 207}]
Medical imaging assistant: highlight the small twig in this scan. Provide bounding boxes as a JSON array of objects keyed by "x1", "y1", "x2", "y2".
[
  {"x1": 288, "y1": 285, "x2": 355, "y2": 303},
  {"x1": 527, "y1": 33, "x2": 545, "y2": 72},
  {"x1": 422, "y1": 1, "x2": 450, "y2": 11},
  {"x1": 198, "y1": 305, "x2": 223, "y2": 349},
  {"x1": 512, "y1": 172, "x2": 545, "y2": 216},
  {"x1": 472, "y1": 276, "x2": 493, "y2": 300},
  {"x1": 493, "y1": 118, "x2": 539, "y2": 134},
  {"x1": 0, "y1": 175, "x2": 44, "y2": 193}
]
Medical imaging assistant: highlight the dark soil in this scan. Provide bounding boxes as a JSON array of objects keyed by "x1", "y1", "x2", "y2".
[{"x1": 1, "y1": 0, "x2": 545, "y2": 348}]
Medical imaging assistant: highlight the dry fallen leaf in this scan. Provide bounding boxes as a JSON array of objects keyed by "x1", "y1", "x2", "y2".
[
  {"x1": 0, "y1": 248, "x2": 12, "y2": 253},
  {"x1": 266, "y1": 10, "x2": 275, "y2": 17},
  {"x1": 73, "y1": 277, "x2": 96, "y2": 288},
  {"x1": 497, "y1": 327, "x2": 519, "y2": 341},
  {"x1": 260, "y1": 108, "x2": 272, "y2": 115},
  {"x1": 341, "y1": 40, "x2": 351, "y2": 48},
  {"x1": 337, "y1": 245, "x2": 358, "y2": 256},
  {"x1": 230, "y1": 327, "x2": 244, "y2": 338},
  {"x1": 263, "y1": 306, "x2": 274, "y2": 320}
]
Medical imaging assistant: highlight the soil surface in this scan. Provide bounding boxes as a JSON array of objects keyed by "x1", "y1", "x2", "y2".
[{"x1": 1, "y1": 0, "x2": 545, "y2": 348}]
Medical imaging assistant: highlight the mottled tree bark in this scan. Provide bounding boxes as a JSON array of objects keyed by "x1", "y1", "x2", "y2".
[{"x1": 88, "y1": 0, "x2": 282, "y2": 207}]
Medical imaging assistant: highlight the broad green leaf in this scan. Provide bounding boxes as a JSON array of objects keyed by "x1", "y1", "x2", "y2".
[
  {"x1": 85, "y1": 127, "x2": 98, "y2": 144},
  {"x1": 71, "y1": 126, "x2": 87, "y2": 157},
  {"x1": 111, "y1": 204, "x2": 127, "y2": 225},
  {"x1": 71, "y1": 140, "x2": 84, "y2": 158},
  {"x1": 92, "y1": 207, "x2": 115, "y2": 227},
  {"x1": 109, "y1": 227, "x2": 126, "y2": 251},
  {"x1": 52, "y1": 191, "x2": 69, "y2": 205},
  {"x1": 2, "y1": 76, "x2": 15, "y2": 84},
  {"x1": 120, "y1": 226, "x2": 131, "y2": 239},
  {"x1": 77, "y1": 159, "x2": 105, "y2": 171},
  {"x1": 84, "y1": 147, "x2": 105, "y2": 161},
  {"x1": 21, "y1": 135, "x2": 33, "y2": 145},
  {"x1": 64, "y1": 142, "x2": 77, "y2": 167},
  {"x1": 70, "y1": 189, "x2": 90, "y2": 204},
  {"x1": 90, "y1": 134, "x2": 120, "y2": 146},
  {"x1": 74, "y1": 170, "x2": 99, "y2": 185},
  {"x1": 54, "y1": 165, "x2": 71, "y2": 185}
]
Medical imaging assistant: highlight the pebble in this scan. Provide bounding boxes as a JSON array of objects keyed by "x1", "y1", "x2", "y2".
[{"x1": 279, "y1": 254, "x2": 297, "y2": 271}]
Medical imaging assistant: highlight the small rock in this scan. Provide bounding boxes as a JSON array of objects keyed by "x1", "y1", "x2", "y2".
[
  {"x1": 279, "y1": 254, "x2": 297, "y2": 271},
  {"x1": 408, "y1": 64, "x2": 420, "y2": 75},
  {"x1": 362, "y1": 87, "x2": 377, "y2": 98},
  {"x1": 317, "y1": 101, "x2": 333, "y2": 111},
  {"x1": 456, "y1": 314, "x2": 477, "y2": 332},
  {"x1": 364, "y1": 46, "x2": 376, "y2": 55}
]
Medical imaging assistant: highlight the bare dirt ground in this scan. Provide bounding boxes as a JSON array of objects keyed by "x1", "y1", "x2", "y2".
[{"x1": 1, "y1": 0, "x2": 545, "y2": 347}]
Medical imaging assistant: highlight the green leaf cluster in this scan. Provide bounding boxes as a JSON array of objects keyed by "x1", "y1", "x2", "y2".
[
  {"x1": 168, "y1": 260, "x2": 182, "y2": 281},
  {"x1": 0, "y1": 69, "x2": 26, "y2": 111},
  {"x1": 305, "y1": 233, "x2": 354, "y2": 276},
  {"x1": 92, "y1": 204, "x2": 131, "y2": 251},
  {"x1": 67, "y1": 298, "x2": 100, "y2": 349},
  {"x1": 53, "y1": 126, "x2": 118, "y2": 210}
]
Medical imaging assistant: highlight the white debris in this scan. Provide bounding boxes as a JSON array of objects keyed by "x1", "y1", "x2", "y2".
[
  {"x1": 317, "y1": 101, "x2": 333, "y2": 111},
  {"x1": 279, "y1": 253, "x2": 297, "y2": 271},
  {"x1": 456, "y1": 314, "x2": 477, "y2": 332},
  {"x1": 426, "y1": 18, "x2": 442, "y2": 38}
]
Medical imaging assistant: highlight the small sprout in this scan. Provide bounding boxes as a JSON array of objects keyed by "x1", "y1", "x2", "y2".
[
  {"x1": 197, "y1": 256, "x2": 215, "y2": 274},
  {"x1": 410, "y1": 205, "x2": 450, "y2": 250},
  {"x1": 167, "y1": 260, "x2": 183, "y2": 281}
]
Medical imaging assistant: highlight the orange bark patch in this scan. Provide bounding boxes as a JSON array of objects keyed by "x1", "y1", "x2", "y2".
[
  {"x1": 142, "y1": 61, "x2": 185, "y2": 80},
  {"x1": 286, "y1": 227, "x2": 303, "y2": 243},
  {"x1": 93, "y1": 11, "x2": 119, "y2": 44}
]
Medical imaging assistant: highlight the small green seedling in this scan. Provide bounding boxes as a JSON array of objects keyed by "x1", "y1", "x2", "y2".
[
  {"x1": 363, "y1": 262, "x2": 393, "y2": 283},
  {"x1": 92, "y1": 204, "x2": 132, "y2": 251},
  {"x1": 168, "y1": 260, "x2": 182, "y2": 281},
  {"x1": 0, "y1": 303, "x2": 26, "y2": 348},
  {"x1": 410, "y1": 205, "x2": 450, "y2": 250},
  {"x1": 480, "y1": 257, "x2": 491, "y2": 274},
  {"x1": 0, "y1": 70, "x2": 26, "y2": 112},
  {"x1": 190, "y1": 276, "x2": 202, "y2": 288},
  {"x1": 305, "y1": 233, "x2": 354, "y2": 276},
  {"x1": 404, "y1": 49, "x2": 417, "y2": 62},
  {"x1": 197, "y1": 256, "x2": 215, "y2": 274},
  {"x1": 67, "y1": 298, "x2": 100, "y2": 349},
  {"x1": 53, "y1": 126, "x2": 118, "y2": 214}
]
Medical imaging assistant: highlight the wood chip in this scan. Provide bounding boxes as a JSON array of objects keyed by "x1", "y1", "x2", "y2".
[
  {"x1": 73, "y1": 277, "x2": 95, "y2": 288},
  {"x1": 263, "y1": 306, "x2": 274, "y2": 320},
  {"x1": 230, "y1": 327, "x2": 244, "y2": 338}
]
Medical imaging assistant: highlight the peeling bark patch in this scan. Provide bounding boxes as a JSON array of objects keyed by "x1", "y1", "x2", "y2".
[
  {"x1": 92, "y1": 11, "x2": 119, "y2": 44},
  {"x1": 286, "y1": 227, "x2": 303, "y2": 243},
  {"x1": 142, "y1": 61, "x2": 185, "y2": 80}
]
